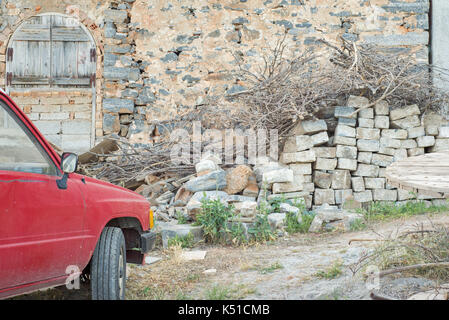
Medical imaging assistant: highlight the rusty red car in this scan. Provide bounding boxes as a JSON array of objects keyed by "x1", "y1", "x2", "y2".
[{"x1": 0, "y1": 90, "x2": 155, "y2": 300}]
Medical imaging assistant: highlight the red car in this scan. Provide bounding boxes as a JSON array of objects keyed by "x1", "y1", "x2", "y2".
[{"x1": 0, "y1": 90, "x2": 155, "y2": 300}]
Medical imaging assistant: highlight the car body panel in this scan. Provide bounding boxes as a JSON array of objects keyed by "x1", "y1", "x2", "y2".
[{"x1": 0, "y1": 91, "x2": 151, "y2": 299}]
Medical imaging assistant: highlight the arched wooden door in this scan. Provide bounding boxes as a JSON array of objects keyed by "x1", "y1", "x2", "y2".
[{"x1": 5, "y1": 13, "x2": 97, "y2": 153}]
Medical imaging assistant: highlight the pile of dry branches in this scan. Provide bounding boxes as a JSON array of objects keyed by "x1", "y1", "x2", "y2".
[
  {"x1": 352, "y1": 223, "x2": 449, "y2": 282},
  {"x1": 217, "y1": 36, "x2": 449, "y2": 137},
  {"x1": 79, "y1": 136, "x2": 195, "y2": 189}
]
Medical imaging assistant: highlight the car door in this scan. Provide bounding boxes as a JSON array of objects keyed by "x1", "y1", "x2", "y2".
[{"x1": 0, "y1": 100, "x2": 85, "y2": 290}]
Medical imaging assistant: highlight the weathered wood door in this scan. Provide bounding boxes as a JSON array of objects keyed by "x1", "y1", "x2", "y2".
[
  {"x1": 6, "y1": 14, "x2": 96, "y2": 88},
  {"x1": 5, "y1": 13, "x2": 97, "y2": 154}
]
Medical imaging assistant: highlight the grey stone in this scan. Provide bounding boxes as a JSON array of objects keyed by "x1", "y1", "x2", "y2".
[
  {"x1": 161, "y1": 223, "x2": 204, "y2": 248},
  {"x1": 364, "y1": 177, "x2": 386, "y2": 189},
  {"x1": 347, "y1": 96, "x2": 369, "y2": 108},
  {"x1": 279, "y1": 203, "x2": 301, "y2": 215},
  {"x1": 381, "y1": 129, "x2": 408, "y2": 139},
  {"x1": 263, "y1": 168, "x2": 294, "y2": 184},
  {"x1": 295, "y1": 135, "x2": 313, "y2": 151},
  {"x1": 234, "y1": 201, "x2": 258, "y2": 217},
  {"x1": 407, "y1": 126, "x2": 425, "y2": 139},
  {"x1": 375, "y1": 101, "x2": 389, "y2": 115},
  {"x1": 354, "y1": 164, "x2": 379, "y2": 177},
  {"x1": 426, "y1": 126, "x2": 439, "y2": 136},
  {"x1": 351, "y1": 177, "x2": 365, "y2": 192},
  {"x1": 401, "y1": 139, "x2": 418, "y2": 149},
  {"x1": 380, "y1": 136, "x2": 401, "y2": 149},
  {"x1": 226, "y1": 195, "x2": 256, "y2": 203},
  {"x1": 289, "y1": 163, "x2": 312, "y2": 175},
  {"x1": 378, "y1": 146, "x2": 396, "y2": 156},
  {"x1": 390, "y1": 104, "x2": 421, "y2": 121},
  {"x1": 398, "y1": 189, "x2": 416, "y2": 201},
  {"x1": 356, "y1": 128, "x2": 380, "y2": 140},
  {"x1": 393, "y1": 148, "x2": 408, "y2": 161},
  {"x1": 429, "y1": 139, "x2": 449, "y2": 152},
  {"x1": 103, "y1": 98, "x2": 134, "y2": 113},
  {"x1": 374, "y1": 115, "x2": 390, "y2": 129},
  {"x1": 281, "y1": 150, "x2": 316, "y2": 163},
  {"x1": 416, "y1": 135, "x2": 435, "y2": 147},
  {"x1": 104, "y1": 9, "x2": 128, "y2": 23},
  {"x1": 313, "y1": 147, "x2": 336, "y2": 158},
  {"x1": 353, "y1": 190, "x2": 373, "y2": 203},
  {"x1": 371, "y1": 153, "x2": 394, "y2": 167},
  {"x1": 335, "y1": 124, "x2": 356, "y2": 138},
  {"x1": 391, "y1": 115, "x2": 421, "y2": 129},
  {"x1": 408, "y1": 147, "x2": 425, "y2": 157},
  {"x1": 195, "y1": 159, "x2": 218, "y2": 173},
  {"x1": 311, "y1": 131, "x2": 329, "y2": 146},
  {"x1": 359, "y1": 108, "x2": 374, "y2": 119},
  {"x1": 313, "y1": 171, "x2": 332, "y2": 189},
  {"x1": 333, "y1": 136, "x2": 356, "y2": 146},
  {"x1": 358, "y1": 118, "x2": 374, "y2": 128},
  {"x1": 308, "y1": 215, "x2": 324, "y2": 233},
  {"x1": 314, "y1": 158, "x2": 337, "y2": 170},
  {"x1": 272, "y1": 175, "x2": 304, "y2": 193},
  {"x1": 267, "y1": 213, "x2": 286, "y2": 230},
  {"x1": 373, "y1": 189, "x2": 398, "y2": 201},
  {"x1": 357, "y1": 139, "x2": 380, "y2": 152},
  {"x1": 314, "y1": 189, "x2": 335, "y2": 205},
  {"x1": 335, "y1": 189, "x2": 354, "y2": 205},
  {"x1": 335, "y1": 106, "x2": 356, "y2": 118},
  {"x1": 337, "y1": 158, "x2": 358, "y2": 171},
  {"x1": 338, "y1": 117, "x2": 357, "y2": 127},
  {"x1": 184, "y1": 170, "x2": 227, "y2": 192},
  {"x1": 357, "y1": 152, "x2": 373, "y2": 164},
  {"x1": 336, "y1": 145, "x2": 358, "y2": 159},
  {"x1": 300, "y1": 120, "x2": 328, "y2": 134},
  {"x1": 331, "y1": 170, "x2": 351, "y2": 189}
]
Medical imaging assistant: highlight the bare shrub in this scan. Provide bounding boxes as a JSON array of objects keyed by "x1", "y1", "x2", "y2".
[{"x1": 213, "y1": 35, "x2": 449, "y2": 138}]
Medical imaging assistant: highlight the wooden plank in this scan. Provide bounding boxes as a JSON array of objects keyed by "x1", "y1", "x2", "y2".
[
  {"x1": 52, "y1": 27, "x2": 90, "y2": 42},
  {"x1": 11, "y1": 78, "x2": 50, "y2": 85},
  {"x1": 13, "y1": 28, "x2": 50, "y2": 41},
  {"x1": 52, "y1": 78, "x2": 91, "y2": 85}
]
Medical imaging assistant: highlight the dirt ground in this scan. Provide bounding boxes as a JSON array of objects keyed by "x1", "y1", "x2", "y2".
[{"x1": 12, "y1": 212, "x2": 449, "y2": 300}]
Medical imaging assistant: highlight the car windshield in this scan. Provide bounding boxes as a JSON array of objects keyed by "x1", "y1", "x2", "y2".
[{"x1": 0, "y1": 100, "x2": 58, "y2": 176}]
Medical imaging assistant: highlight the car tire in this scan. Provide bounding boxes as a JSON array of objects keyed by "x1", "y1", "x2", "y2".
[{"x1": 91, "y1": 227, "x2": 126, "y2": 300}]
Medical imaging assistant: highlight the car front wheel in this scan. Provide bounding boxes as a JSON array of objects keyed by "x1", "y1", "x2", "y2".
[{"x1": 91, "y1": 227, "x2": 126, "y2": 300}]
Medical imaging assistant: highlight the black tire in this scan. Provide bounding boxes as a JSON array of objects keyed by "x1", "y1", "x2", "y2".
[{"x1": 91, "y1": 227, "x2": 126, "y2": 300}]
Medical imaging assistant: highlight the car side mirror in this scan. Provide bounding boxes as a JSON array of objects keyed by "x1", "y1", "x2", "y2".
[
  {"x1": 57, "y1": 153, "x2": 78, "y2": 190},
  {"x1": 61, "y1": 152, "x2": 78, "y2": 174}
]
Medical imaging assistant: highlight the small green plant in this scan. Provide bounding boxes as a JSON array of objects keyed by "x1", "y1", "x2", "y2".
[
  {"x1": 176, "y1": 210, "x2": 188, "y2": 224},
  {"x1": 268, "y1": 195, "x2": 286, "y2": 213},
  {"x1": 285, "y1": 210, "x2": 315, "y2": 234},
  {"x1": 205, "y1": 284, "x2": 231, "y2": 300},
  {"x1": 349, "y1": 219, "x2": 367, "y2": 231},
  {"x1": 248, "y1": 213, "x2": 276, "y2": 242},
  {"x1": 196, "y1": 196, "x2": 235, "y2": 244},
  {"x1": 315, "y1": 261, "x2": 343, "y2": 280},
  {"x1": 167, "y1": 233, "x2": 195, "y2": 249},
  {"x1": 259, "y1": 261, "x2": 283, "y2": 274},
  {"x1": 357, "y1": 200, "x2": 449, "y2": 222},
  {"x1": 229, "y1": 220, "x2": 248, "y2": 245}
]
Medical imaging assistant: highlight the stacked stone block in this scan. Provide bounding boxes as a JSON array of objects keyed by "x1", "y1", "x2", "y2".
[{"x1": 277, "y1": 95, "x2": 448, "y2": 208}]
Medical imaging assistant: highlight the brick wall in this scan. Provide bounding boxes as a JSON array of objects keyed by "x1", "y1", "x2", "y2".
[
  {"x1": 0, "y1": 0, "x2": 431, "y2": 149},
  {"x1": 10, "y1": 90, "x2": 94, "y2": 153}
]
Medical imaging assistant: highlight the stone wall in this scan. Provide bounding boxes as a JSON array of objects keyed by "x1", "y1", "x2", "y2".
[
  {"x1": 0, "y1": 0, "x2": 431, "y2": 151},
  {"x1": 269, "y1": 96, "x2": 449, "y2": 209}
]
